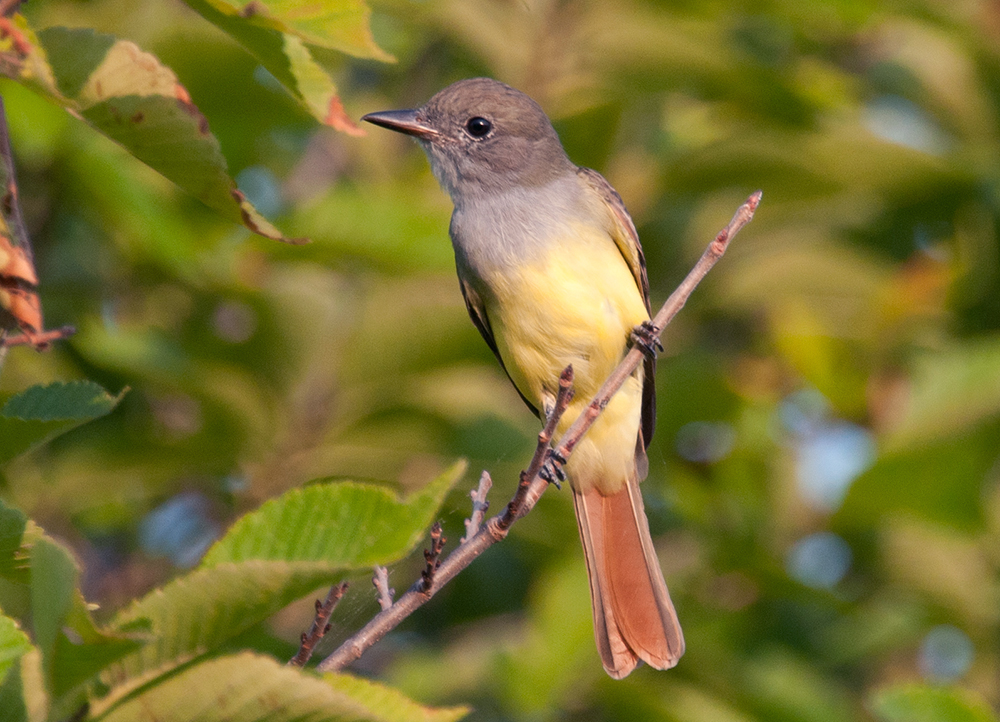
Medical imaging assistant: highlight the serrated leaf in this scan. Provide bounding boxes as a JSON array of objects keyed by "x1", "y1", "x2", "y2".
[
  {"x1": 1, "y1": 23, "x2": 301, "y2": 243},
  {"x1": 107, "y1": 561, "x2": 344, "y2": 685},
  {"x1": 29, "y1": 536, "x2": 143, "y2": 697},
  {"x1": 0, "y1": 381, "x2": 126, "y2": 466},
  {"x1": 324, "y1": 672, "x2": 469, "y2": 722},
  {"x1": 49, "y1": 591, "x2": 144, "y2": 698},
  {"x1": 29, "y1": 537, "x2": 77, "y2": 661},
  {"x1": 97, "y1": 652, "x2": 465, "y2": 722},
  {"x1": 0, "y1": 508, "x2": 143, "y2": 701},
  {"x1": 870, "y1": 684, "x2": 998, "y2": 722},
  {"x1": 0, "y1": 614, "x2": 33, "y2": 685},
  {"x1": 181, "y1": 0, "x2": 389, "y2": 130},
  {"x1": 104, "y1": 463, "x2": 462, "y2": 693},
  {"x1": 201, "y1": 460, "x2": 466, "y2": 567}
]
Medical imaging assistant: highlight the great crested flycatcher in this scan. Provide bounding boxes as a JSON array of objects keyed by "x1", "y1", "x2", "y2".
[{"x1": 363, "y1": 77, "x2": 683, "y2": 678}]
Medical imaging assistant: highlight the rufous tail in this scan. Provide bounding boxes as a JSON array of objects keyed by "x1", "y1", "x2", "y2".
[{"x1": 573, "y1": 475, "x2": 684, "y2": 678}]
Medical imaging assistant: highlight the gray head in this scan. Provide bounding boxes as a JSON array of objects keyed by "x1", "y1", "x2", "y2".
[{"x1": 362, "y1": 78, "x2": 575, "y2": 199}]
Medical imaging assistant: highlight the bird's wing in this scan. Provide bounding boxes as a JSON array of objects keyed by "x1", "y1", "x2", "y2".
[
  {"x1": 577, "y1": 166, "x2": 656, "y2": 453},
  {"x1": 459, "y1": 275, "x2": 541, "y2": 419}
]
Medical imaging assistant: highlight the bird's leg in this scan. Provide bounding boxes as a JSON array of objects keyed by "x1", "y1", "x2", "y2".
[
  {"x1": 539, "y1": 447, "x2": 567, "y2": 489},
  {"x1": 630, "y1": 320, "x2": 664, "y2": 359},
  {"x1": 539, "y1": 389, "x2": 567, "y2": 489}
]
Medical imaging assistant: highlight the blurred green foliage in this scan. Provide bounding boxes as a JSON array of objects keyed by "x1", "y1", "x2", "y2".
[{"x1": 1, "y1": 0, "x2": 999, "y2": 720}]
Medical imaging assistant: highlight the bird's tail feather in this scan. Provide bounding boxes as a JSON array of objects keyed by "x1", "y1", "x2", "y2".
[{"x1": 573, "y1": 475, "x2": 684, "y2": 678}]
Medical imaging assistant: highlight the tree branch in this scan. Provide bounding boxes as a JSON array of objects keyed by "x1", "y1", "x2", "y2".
[
  {"x1": 288, "y1": 581, "x2": 349, "y2": 667},
  {"x1": 0, "y1": 325, "x2": 76, "y2": 349},
  {"x1": 316, "y1": 190, "x2": 761, "y2": 673},
  {"x1": 373, "y1": 566, "x2": 394, "y2": 611},
  {"x1": 461, "y1": 471, "x2": 492, "y2": 542},
  {"x1": 420, "y1": 522, "x2": 446, "y2": 591}
]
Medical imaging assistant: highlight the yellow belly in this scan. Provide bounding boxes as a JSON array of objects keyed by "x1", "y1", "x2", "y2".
[{"x1": 483, "y1": 225, "x2": 649, "y2": 494}]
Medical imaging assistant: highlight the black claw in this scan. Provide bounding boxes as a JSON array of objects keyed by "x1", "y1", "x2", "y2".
[
  {"x1": 631, "y1": 321, "x2": 664, "y2": 359},
  {"x1": 540, "y1": 448, "x2": 567, "y2": 489},
  {"x1": 539, "y1": 464, "x2": 562, "y2": 490}
]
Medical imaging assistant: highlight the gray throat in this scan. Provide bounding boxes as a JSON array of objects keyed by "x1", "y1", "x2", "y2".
[{"x1": 448, "y1": 170, "x2": 593, "y2": 283}]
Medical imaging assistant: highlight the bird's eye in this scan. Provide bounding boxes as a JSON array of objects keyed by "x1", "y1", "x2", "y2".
[{"x1": 465, "y1": 116, "x2": 492, "y2": 138}]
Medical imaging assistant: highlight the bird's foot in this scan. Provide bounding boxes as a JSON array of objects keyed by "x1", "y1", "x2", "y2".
[
  {"x1": 631, "y1": 320, "x2": 664, "y2": 359},
  {"x1": 539, "y1": 448, "x2": 567, "y2": 489}
]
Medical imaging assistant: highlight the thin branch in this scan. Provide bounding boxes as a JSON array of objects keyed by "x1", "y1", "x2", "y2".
[
  {"x1": 373, "y1": 566, "x2": 394, "y2": 611},
  {"x1": 316, "y1": 190, "x2": 761, "y2": 673},
  {"x1": 0, "y1": 0, "x2": 26, "y2": 19},
  {"x1": 420, "y1": 522, "x2": 446, "y2": 592},
  {"x1": 500, "y1": 364, "x2": 574, "y2": 528},
  {"x1": 1, "y1": 325, "x2": 76, "y2": 350},
  {"x1": 288, "y1": 581, "x2": 348, "y2": 667},
  {"x1": 461, "y1": 470, "x2": 492, "y2": 543}
]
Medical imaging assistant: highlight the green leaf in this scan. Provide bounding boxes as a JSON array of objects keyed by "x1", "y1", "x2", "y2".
[
  {"x1": 193, "y1": 0, "x2": 392, "y2": 60},
  {"x1": 0, "y1": 614, "x2": 33, "y2": 685},
  {"x1": 4, "y1": 23, "x2": 301, "y2": 243},
  {"x1": 0, "y1": 504, "x2": 142, "y2": 699},
  {"x1": 107, "y1": 463, "x2": 462, "y2": 688},
  {"x1": 49, "y1": 592, "x2": 145, "y2": 698},
  {"x1": 323, "y1": 672, "x2": 469, "y2": 722},
  {"x1": 0, "y1": 500, "x2": 29, "y2": 585},
  {"x1": 28, "y1": 537, "x2": 77, "y2": 661},
  {"x1": 107, "y1": 561, "x2": 344, "y2": 684},
  {"x1": 0, "y1": 381, "x2": 126, "y2": 466},
  {"x1": 29, "y1": 536, "x2": 143, "y2": 697},
  {"x1": 0, "y1": 649, "x2": 47, "y2": 722},
  {"x1": 870, "y1": 684, "x2": 998, "y2": 722},
  {"x1": 181, "y1": 0, "x2": 385, "y2": 131},
  {"x1": 201, "y1": 460, "x2": 466, "y2": 567},
  {"x1": 96, "y1": 652, "x2": 466, "y2": 722}
]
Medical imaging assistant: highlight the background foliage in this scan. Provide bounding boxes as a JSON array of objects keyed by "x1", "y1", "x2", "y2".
[{"x1": 0, "y1": 0, "x2": 999, "y2": 720}]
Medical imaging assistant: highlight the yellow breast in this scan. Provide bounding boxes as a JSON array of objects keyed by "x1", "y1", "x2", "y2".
[{"x1": 483, "y1": 223, "x2": 649, "y2": 494}]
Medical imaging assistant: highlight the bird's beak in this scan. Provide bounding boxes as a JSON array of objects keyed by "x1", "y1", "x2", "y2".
[{"x1": 361, "y1": 109, "x2": 439, "y2": 140}]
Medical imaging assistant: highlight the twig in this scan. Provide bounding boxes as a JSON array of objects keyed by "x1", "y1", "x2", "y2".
[
  {"x1": 316, "y1": 190, "x2": 761, "y2": 672},
  {"x1": 461, "y1": 471, "x2": 492, "y2": 543},
  {"x1": 420, "y1": 522, "x2": 446, "y2": 592},
  {"x1": 373, "y1": 566, "x2": 394, "y2": 611},
  {"x1": 316, "y1": 369, "x2": 578, "y2": 672},
  {"x1": 0, "y1": 0, "x2": 26, "y2": 19},
  {"x1": 0, "y1": 325, "x2": 76, "y2": 349},
  {"x1": 287, "y1": 581, "x2": 348, "y2": 667},
  {"x1": 500, "y1": 365, "x2": 575, "y2": 528}
]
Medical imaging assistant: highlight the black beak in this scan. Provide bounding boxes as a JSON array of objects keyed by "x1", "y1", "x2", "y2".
[{"x1": 361, "y1": 109, "x2": 439, "y2": 140}]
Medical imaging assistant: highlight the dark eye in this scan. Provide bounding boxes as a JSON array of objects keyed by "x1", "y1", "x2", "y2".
[{"x1": 465, "y1": 116, "x2": 492, "y2": 138}]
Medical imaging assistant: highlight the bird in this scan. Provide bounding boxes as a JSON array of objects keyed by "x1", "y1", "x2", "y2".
[{"x1": 362, "y1": 77, "x2": 683, "y2": 678}]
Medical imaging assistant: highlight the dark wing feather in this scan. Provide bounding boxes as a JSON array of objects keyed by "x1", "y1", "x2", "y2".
[
  {"x1": 576, "y1": 167, "x2": 656, "y2": 452},
  {"x1": 459, "y1": 276, "x2": 541, "y2": 419}
]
